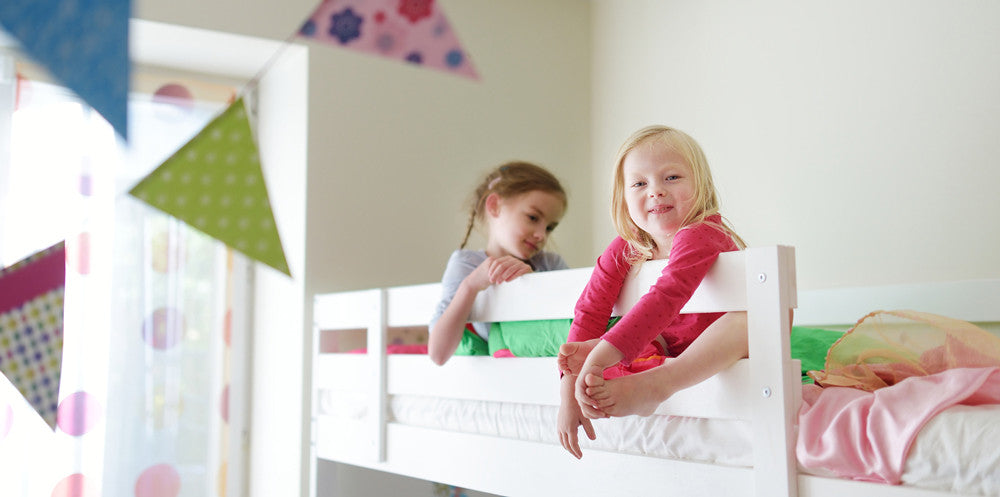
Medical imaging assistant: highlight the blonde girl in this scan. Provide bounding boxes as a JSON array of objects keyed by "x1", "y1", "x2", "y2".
[
  {"x1": 429, "y1": 161, "x2": 568, "y2": 365},
  {"x1": 557, "y1": 125, "x2": 748, "y2": 459}
]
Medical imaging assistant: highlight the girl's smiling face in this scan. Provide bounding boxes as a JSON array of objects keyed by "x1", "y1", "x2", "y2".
[
  {"x1": 622, "y1": 141, "x2": 695, "y2": 256},
  {"x1": 485, "y1": 190, "x2": 565, "y2": 260}
]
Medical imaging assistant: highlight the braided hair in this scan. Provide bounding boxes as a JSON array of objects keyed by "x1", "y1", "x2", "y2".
[{"x1": 460, "y1": 161, "x2": 568, "y2": 248}]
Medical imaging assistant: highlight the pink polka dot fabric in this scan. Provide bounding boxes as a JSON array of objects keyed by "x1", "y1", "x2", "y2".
[
  {"x1": 135, "y1": 463, "x2": 181, "y2": 497},
  {"x1": 50, "y1": 473, "x2": 95, "y2": 497},
  {"x1": 56, "y1": 391, "x2": 102, "y2": 436}
]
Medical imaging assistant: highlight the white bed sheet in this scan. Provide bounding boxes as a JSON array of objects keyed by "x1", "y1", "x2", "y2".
[{"x1": 317, "y1": 389, "x2": 1000, "y2": 496}]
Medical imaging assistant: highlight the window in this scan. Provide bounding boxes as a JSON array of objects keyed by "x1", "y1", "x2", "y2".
[{"x1": 0, "y1": 52, "x2": 248, "y2": 497}]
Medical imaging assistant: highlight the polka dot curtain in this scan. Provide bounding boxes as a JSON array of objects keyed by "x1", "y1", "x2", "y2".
[{"x1": 0, "y1": 74, "x2": 239, "y2": 496}]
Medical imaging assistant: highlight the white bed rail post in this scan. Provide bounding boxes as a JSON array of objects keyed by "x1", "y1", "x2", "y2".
[
  {"x1": 745, "y1": 246, "x2": 799, "y2": 497},
  {"x1": 365, "y1": 288, "x2": 389, "y2": 462}
]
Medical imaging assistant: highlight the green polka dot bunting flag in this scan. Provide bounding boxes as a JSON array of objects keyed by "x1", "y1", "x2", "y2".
[
  {"x1": 0, "y1": 241, "x2": 66, "y2": 430},
  {"x1": 129, "y1": 98, "x2": 291, "y2": 276}
]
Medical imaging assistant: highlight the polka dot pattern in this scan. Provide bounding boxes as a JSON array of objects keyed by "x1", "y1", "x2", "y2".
[
  {"x1": 57, "y1": 391, "x2": 102, "y2": 436},
  {"x1": 50, "y1": 473, "x2": 96, "y2": 497},
  {"x1": 74, "y1": 232, "x2": 91, "y2": 275},
  {"x1": 129, "y1": 98, "x2": 290, "y2": 275},
  {"x1": 135, "y1": 463, "x2": 181, "y2": 497},
  {"x1": 219, "y1": 384, "x2": 229, "y2": 423},
  {"x1": 153, "y1": 83, "x2": 194, "y2": 111},
  {"x1": 217, "y1": 461, "x2": 227, "y2": 497},
  {"x1": 223, "y1": 309, "x2": 232, "y2": 347},
  {"x1": 142, "y1": 307, "x2": 185, "y2": 350},
  {"x1": 0, "y1": 289, "x2": 64, "y2": 426}
]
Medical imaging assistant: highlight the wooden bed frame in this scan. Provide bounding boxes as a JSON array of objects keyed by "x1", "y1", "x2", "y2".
[{"x1": 308, "y1": 246, "x2": 999, "y2": 497}]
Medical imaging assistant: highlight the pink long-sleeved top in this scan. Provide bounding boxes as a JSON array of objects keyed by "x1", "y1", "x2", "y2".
[{"x1": 567, "y1": 215, "x2": 739, "y2": 363}]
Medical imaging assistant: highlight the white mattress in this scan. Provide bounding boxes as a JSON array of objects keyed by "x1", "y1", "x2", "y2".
[
  {"x1": 902, "y1": 404, "x2": 1000, "y2": 496},
  {"x1": 317, "y1": 390, "x2": 1000, "y2": 496},
  {"x1": 389, "y1": 395, "x2": 754, "y2": 467}
]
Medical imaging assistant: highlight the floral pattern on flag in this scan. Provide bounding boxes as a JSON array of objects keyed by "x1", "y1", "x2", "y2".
[{"x1": 298, "y1": 0, "x2": 478, "y2": 80}]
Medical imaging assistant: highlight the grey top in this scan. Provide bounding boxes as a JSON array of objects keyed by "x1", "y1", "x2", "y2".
[{"x1": 429, "y1": 249, "x2": 569, "y2": 339}]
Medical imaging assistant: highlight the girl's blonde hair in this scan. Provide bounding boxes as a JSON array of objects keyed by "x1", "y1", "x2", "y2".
[
  {"x1": 460, "y1": 161, "x2": 568, "y2": 249},
  {"x1": 610, "y1": 125, "x2": 746, "y2": 262}
]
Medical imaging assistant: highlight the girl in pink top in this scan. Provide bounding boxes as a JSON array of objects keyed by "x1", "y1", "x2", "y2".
[{"x1": 557, "y1": 125, "x2": 749, "y2": 459}]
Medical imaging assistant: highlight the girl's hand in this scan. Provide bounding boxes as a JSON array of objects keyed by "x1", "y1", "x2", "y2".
[
  {"x1": 557, "y1": 338, "x2": 600, "y2": 376},
  {"x1": 486, "y1": 255, "x2": 532, "y2": 284},
  {"x1": 462, "y1": 256, "x2": 533, "y2": 294},
  {"x1": 558, "y1": 375, "x2": 596, "y2": 459}
]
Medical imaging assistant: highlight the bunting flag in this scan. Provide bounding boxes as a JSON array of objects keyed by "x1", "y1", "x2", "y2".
[
  {"x1": 298, "y1": 0, "x2": 478, "y2": 80},
  {"x1": 0, "y1": 0, "x2": 130, "y2": 140},
  {"x1": 128, "y1": 98, "x2": 291, "y2": 276},
  {"x1": 0, "y1": 241, "x2": 66, "y2": 430}
]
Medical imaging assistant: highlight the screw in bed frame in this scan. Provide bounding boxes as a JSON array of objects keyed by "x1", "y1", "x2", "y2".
[
  {"x1": 762, "y1": 387, "x2": 772, "y2": 398},
  {"x1": 757, "y1": 273, "x2": 767, "y2": 283}
]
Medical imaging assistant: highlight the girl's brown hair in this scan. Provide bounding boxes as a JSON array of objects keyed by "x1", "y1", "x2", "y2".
[{"x1": 460, "y1": 161, "x2": 568, "y2": 248}]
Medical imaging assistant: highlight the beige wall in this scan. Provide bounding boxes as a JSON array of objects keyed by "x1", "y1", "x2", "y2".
[
  {"x1": 591, "y1": 0, "x2": 1000, "y2": 290},
  {"x1": 302, "y1": 1, "x2": 593, "y2": 293},
  {"x1": 136, "y1": 0, "x2": 594, "y2": 293},
  {"x1": 133, "y1": 2, "x2": 591, "y2": 497},
  {"x1": 130, "y1": 1, "x2": 1000, "y2": 496}
]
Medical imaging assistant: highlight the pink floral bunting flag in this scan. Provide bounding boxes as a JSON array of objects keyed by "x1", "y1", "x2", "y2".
[
  {"x1": 0, "y1": 241, "x2": 66, "y2": 430},
  {"x1": 298, "y1": 0, "x2": 478, "y2": 80}
]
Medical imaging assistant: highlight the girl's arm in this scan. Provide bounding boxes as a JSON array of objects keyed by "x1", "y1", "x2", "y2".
[
  {"x1": 600, "y1": 223, "x2": 736, "y2": 363},
  {"x1": 429, "y1": 272, "x2": 485, "y2": 365},
  {"x1": 566, "y1": 237, "x2": 631, "y2": 343},
  {"x1": 429, "y1": 255, "x2": 532, "y2": 365},
  {"x1": 558, "y1": 238, "x2": 628, "y2": 375}
]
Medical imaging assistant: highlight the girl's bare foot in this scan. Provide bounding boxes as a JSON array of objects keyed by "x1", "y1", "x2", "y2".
[{"x1": 584, "y1": 368, "x2": 672, "y2": 417}]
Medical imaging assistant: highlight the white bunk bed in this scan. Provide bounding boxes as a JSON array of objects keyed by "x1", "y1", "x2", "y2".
[{"x1": 309, "y1": 246, "x2": 1000, "y2": 497}]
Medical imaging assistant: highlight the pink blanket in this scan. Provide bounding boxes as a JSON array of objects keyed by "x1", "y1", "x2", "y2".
[{"x1": 797, "y1": 367, "x2": 1000, "y2": 484}]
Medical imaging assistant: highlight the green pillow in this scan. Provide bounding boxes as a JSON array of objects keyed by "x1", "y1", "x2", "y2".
[
  {"x1": 453, "y1": 327, "x2": 489, "y2": 356},
  {"x1": 481, "y1": 320, "x2": 843, "y2": 373},
  {"x1": 790, "y1": 326, "x2": 844, "y2": 383},
  {"x1": 488, "y1": 317, "x2": 620, "y2": 357},
  {"x1": 489, "y1": 319, "x2": 571, "y2": 357}
]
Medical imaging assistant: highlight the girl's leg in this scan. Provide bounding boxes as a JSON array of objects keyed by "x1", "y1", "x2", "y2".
[{"x1": 583, "y1": 311, "x2": 748, "y2": 417}]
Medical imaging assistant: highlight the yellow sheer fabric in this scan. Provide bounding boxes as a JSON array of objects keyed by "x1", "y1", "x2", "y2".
[{"x1": 809, "y1": 310, "x2": 1000, "y2": 391}]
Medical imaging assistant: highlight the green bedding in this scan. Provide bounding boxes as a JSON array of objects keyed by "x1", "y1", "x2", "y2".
[
  {"x1": 789, "y1": 326, "x2": 844, "y2": 383},
  {"x1": 457, "y1": 319, "x2": 844, "y2": 383}
]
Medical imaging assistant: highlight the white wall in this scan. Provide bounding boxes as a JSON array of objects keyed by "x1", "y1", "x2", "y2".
[{"x1": 591, "y1": 0, "x2": 1000, "y2": 290}]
